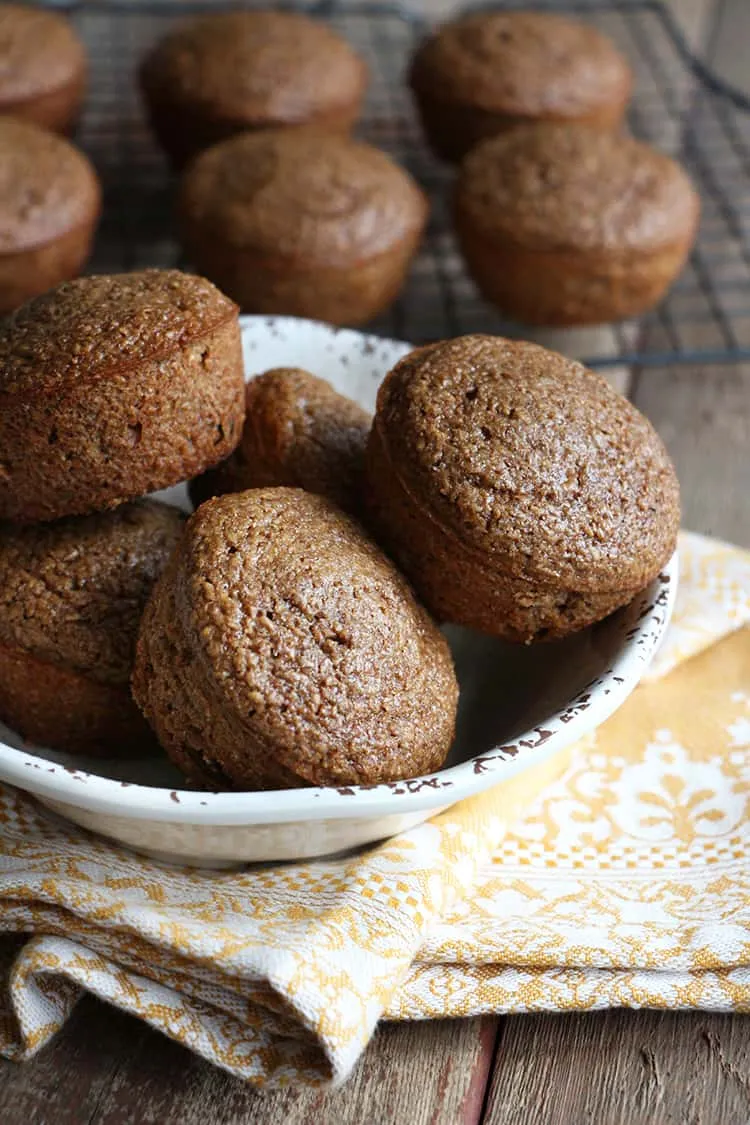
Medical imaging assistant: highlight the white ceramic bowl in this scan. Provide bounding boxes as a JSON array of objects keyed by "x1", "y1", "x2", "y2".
[{"x1": 0, "y1": 317, "x2": 677, "y2": 865}]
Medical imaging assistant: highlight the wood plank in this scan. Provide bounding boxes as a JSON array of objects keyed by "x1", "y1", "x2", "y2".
[
  {"x1": 482, "y1": 1011, "x2": 750, "y2": 1125},
  {"x1": 0, "y1": 991, "x2": 149, "y2": 1125},
  {"x1": 633, "y1": 363, "x2": 750, "y2": 544},
  {"x1": 702, "y1": 0, "x2": 750, "y2": 91},
  {"x1": 0, "y1": 995, "x2": 497, "y2": 1125}
]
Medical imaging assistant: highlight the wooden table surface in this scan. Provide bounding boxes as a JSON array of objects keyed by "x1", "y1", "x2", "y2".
[{"x1": 1, "y1": 1, "x2": 749, "y2": 1122}]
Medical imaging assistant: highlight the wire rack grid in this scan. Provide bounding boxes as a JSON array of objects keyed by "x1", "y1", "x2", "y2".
[{"x1": 57, "y1": 0, "x2": 750, "y2": 369}]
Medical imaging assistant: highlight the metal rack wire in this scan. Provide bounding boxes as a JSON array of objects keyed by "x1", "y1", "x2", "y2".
[{"x1": 60, "y1": 0, "x2": 750, "y2": 369}]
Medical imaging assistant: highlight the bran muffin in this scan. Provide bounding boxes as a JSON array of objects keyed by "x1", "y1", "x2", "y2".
[
  {"x1": 0, "y1": 117, "x2": 100, "y2": 315},
  {"x1": 0, "y1": 4, "x2": 86, "y2": 134},
  {"x1": 366, "y1": 335, "x2": 680, "y2": 643},
  {"x1": 409, "y1": 11, "x2": 632, "y2": 163},
  {"x1": 0, "y1": 269, "x2": 245, "y2": 523},
  {"x1": 132, "y1": 488, "x2": 458, "y2": 789},
  {"x1": 179, "y1": 130, "x2": 427, "y2": 326},
  {"x1": 0, "y1": 500, "x2": 184, "y2": 756},
  {"x1": 140, "y1": 10, "x2": 367, "y2": 168},
  {"x1": 454, "y1": 123, "x2": 700, "y2": 326},
  {"x1": 190, "y1": 367, "x2": 371, "y2": 515}
]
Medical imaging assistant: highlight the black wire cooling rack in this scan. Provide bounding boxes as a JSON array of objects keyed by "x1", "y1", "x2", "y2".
[{"x1": 57, "y1": 0, "x2": 750, "y2": 369}]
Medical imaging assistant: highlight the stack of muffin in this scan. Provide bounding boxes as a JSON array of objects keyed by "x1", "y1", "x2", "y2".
[
  {"x1": 0, "y1": 267, "x2": 461, "y2": 787},
  {"x1": 0, "y1": 6, "x2": 684, "y2": 793},
  {"x1": 0, "y1": 266, "x2": 680, "y2": 790}
]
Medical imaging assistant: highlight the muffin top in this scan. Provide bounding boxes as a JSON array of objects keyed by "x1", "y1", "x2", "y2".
[
  {"x1": 197, "y1": 367, "x2": 371, "y2": 513},
  {"x1": 410, "y1": 11, "x2": 630, "y2": 116},
  {"x1": 180, "y1": 131, "x2": 427, "y2": 265},
  {"x1": 169, "y1": 487, "x2": 457, "y2": 786},
  {"x1": 0, "y1": 500, "x2": 184, "y2": 684},
  {"x1": 140, "y1": 10, "x2": 365, "y2": 122},
  {"x1": 0, "y1": 117, "x2": 100, "y2": 254},
  {"x1": 0, "y1": 269, "x2": 238, "y2": 396},
  {"x1": 0, "y1": 3, "x2": 85, "y2": 104},
  {"x1": 373, "y1": 335, "x2": 679, "y2": 592},
  {"x1": 456, "y1": 123, "x2": 699, "y2": 253}
]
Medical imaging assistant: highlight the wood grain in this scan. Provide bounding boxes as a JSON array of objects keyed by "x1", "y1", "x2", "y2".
[
  {"x1": 483, "y1": 1011, "x2": 750, "y2": 1125},
  {"x1": 0, "y1": 993, "x2": 498, "y2": 1125},
  {"x1": 633, "y1": 363, "x2": 750, "y2": 544},
  {"x1": 0, "y1": 991, "x2": 148, "y2": 1125}
]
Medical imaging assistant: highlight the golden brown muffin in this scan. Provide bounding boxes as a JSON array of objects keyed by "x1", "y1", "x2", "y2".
[
  {"x1": 409, "y1": 11, "x2": 632, "y2": 163},
  {"x1": 454, "y1": 123, "x2": 700, "y2": 326},
  {"x1": 0, "y1": 269, "x2": 245, "y2": 523},
  {"x1": 179, "y1": 130, "x2": 427, "y2": 326},
  {"x1": 0, "y1": 500, "x2": 184, "y2": 756},
  {"x1": 0, "y1": 117, "x2": 100, "y2": 315},
  {"x1": 190, "y1": 367, "x2": 371, "y2": 515},
  {"x1": 0, "y1": 4, "x2": 86, "y2": 134},
  {"x1": 140, "y1": 10, "x2": 367, "y2": 168},
  {"x1": 132, "y1": 488, "x2": 458, "y2": 789},
  {"x1": 366, "y1": 335, "x2": 680, "y2": 643}
]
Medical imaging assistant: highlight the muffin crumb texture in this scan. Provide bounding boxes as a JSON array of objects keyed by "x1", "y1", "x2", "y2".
[
  {"x1": 410, "y1": 11, "x2": 631, "y2": 161},
  {"x1": 191, "y1": 367, "x2": 371, "y2": 514},
  {"x1": 366, "y1": 334, "x2": 679, "y2": 641},
  {"x1": 0, "y1": 269, "x2": 245, "y2": 522},
  {"x1": 140, "y1": 10, "x2": 367, "y2": 166},
  {"x1": 0, "y1": 500, "x2": 184, "y2": 755},
  {"x1": 133, "y1": 488, "x2": 458, "y2": 789}
]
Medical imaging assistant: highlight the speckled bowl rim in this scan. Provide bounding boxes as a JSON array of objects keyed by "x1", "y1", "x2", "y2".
[{"x1": 0, "y1": 316, "x2": 679, "y2": 826}]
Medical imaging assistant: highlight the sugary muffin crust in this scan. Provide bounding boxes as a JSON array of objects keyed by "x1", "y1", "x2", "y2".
[
  {"x1": 0, "y1": 269, "x2": 245, "y2": 522},
  {"x1": 0, "y1": 500, "x2": 184, "y2": 755},
  {"x1": 366, "y1": 335, "x2": 680, "y2": 641},
  {"x1": 133, "y1": 488, "x2": 458, "y2": 789},
  {"x1": 190, "y1": 367, "x2": 371, "y2": 514},
  {"x1": 0, "y1": 501, "x2": 184, "y2": 683}
]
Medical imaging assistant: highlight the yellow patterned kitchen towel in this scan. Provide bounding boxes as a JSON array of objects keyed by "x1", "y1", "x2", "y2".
[{"x1": 0, "y1": 530, "x2": 748, "y2": 1087}]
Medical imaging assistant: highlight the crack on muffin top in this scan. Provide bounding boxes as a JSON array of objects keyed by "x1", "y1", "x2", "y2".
[
  {"x1": 0, "y1": 500, "x2": 184, "y2": 684},
  {"x1": 374, "y1": 335, "x2": 680, "y2": 591},
  {"x1": 179, "y1": 131, "x2": 427, "y2": 265},
  {"x1": 456, "y1": 123, "x2": 699, "y2": 253},
  {"x1": 410, "y1": 11, "x2": 630, "y2": 115},
  {"x1": 0, "y1": 269, "x2": 238, "y2": 395},
  {"x1": 140, "y1": 10, "x2": 365, "y2": 120},
  {"x1": 0, "y1": 3, "x2": 84, "y2": 103}
]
